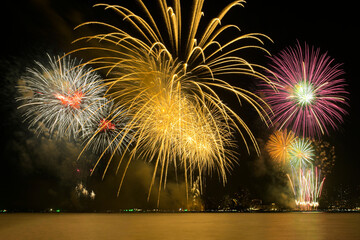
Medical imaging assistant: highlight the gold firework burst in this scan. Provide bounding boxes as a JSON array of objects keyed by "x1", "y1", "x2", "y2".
[
  {"x1": 266, "y1": 129, "x2": 296, "y2": 165},
  {"x1": 72, "y1": 0, "x2": 274, "y2": 205}
]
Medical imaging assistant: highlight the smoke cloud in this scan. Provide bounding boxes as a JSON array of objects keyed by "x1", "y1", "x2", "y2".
[{"x1": 249, "y1": 138, "x2": 295, "y2": 209}]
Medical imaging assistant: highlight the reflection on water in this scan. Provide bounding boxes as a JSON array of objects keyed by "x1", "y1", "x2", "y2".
[{"x1": 1, "y1": 213, "x2": 360, "y2": 240}]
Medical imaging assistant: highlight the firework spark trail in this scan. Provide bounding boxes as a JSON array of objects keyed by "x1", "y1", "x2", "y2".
[
  {"x1": 71, "y1": 0, "x2": 274, "y2": 205},
  {"x1": 287, "y1": 137, "x2": 317, "y2": 209},
  {"x1": 287, "y1": 166, "x2": 325, "y2": 210},
  {"x1": 17, "y1": 54, "x2": 106, "y2": 139},
  {"x1": 267, "y1": 131, "x2": 327, "y2": 210},
  {"x1": 260, "y1": 42, "x2": 348, "y2": 137}
]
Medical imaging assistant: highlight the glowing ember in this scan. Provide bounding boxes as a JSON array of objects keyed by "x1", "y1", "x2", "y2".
[
  {"x1": 55, "y1": 91, "x2": 83, "y2": 109},
  {"x1": 99, "y1": 119, "x2": 116, "y2": 131}
]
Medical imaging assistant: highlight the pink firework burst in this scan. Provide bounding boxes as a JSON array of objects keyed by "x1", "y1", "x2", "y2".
[{"x1": 260, "y1": 42, "x2": 348, "y2": 137}]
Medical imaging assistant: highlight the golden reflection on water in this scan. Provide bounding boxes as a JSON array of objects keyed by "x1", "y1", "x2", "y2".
[{"x1": 1, "y1": 213, "x2": 360, "y2": 240}]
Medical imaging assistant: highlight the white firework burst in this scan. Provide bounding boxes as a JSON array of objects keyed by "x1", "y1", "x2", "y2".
[{"x1": 17, "y1": 54, "x2": 106, "y2": 138}]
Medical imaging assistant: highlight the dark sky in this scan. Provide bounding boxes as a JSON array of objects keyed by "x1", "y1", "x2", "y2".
[{"x1": 0, "y1": 0, "x2": 358, "y2": 211}]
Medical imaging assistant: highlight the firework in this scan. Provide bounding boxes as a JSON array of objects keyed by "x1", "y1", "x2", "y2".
[
  {"x1": 312, "y1": 140, "x2": 336, "y2": 177},
  {"x1": 190, "y1": 176, "x2": 204, "y2": 211},
  {"x1": 75, "y1": 182, "x2": 96, "y2": 200},
  {"x1": 288, "y1": 137, "x2": 314, "y2": 168},
  {"x1": 266, "y1": 129, "x2": 296, "y2": 165},
  {"x1": 260, "y1": 42, "x2": 348, "y2": 137},
  {"x1": 90, "y1": 190, "x2": 96, "y2": 200},
  {"x1": 81, "y1": 99, "x2": 133, "y2": 155},
  {"x1": 17, "y1": 54, "x2": 106, "y2": 138},
  {"x1": 121, "y1": 79, "x2": 237, "y2": 203},
  {"x1": 71, "y1": 0, "x2": 273, "y2": 204},
  {"x1": 287, "y1": 166, "x2": 325, "y2": 210}
]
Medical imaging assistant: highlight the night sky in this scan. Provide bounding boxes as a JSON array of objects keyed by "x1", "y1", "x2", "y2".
[{"x1": 0, "y1": 0, "x2": 358, "y2": 211}]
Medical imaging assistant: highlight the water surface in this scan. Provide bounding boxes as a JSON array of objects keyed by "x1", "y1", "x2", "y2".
[{"x1": 1, "y1": 213, "x2": 359, "y2": 240}]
